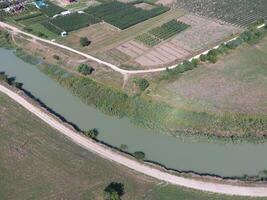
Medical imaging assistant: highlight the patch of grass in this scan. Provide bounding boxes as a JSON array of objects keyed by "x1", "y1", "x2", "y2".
[
  {"x1": 28, "y1": 23, "x2": 57, "y2": 39},
  {"x1": 39, "y1": 1, "x2": 66, "y2": 17}
]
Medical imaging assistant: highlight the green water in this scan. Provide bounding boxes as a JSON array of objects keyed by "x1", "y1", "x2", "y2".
[{"x1": 0, "y1": 48, "x2": 266, "y2": 177}]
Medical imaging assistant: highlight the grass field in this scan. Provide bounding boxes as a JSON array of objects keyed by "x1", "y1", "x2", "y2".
[
  {"x1": 0, "y1": 92, "x2": 155, "y2": 199},
  {"x1": 1, "y1": 91, "x2": 267, "y2": 199},
  {"x1": 154, "y1": 36, "x2": 267, "y2": 115}
]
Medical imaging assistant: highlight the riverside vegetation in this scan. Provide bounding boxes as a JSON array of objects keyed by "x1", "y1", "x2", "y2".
[{"x1": 0, "y1": 26, "x2": 266, "y2": 142}]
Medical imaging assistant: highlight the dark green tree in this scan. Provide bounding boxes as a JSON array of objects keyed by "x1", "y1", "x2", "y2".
[
  {"x1": 104, "y1": 182, "x2": 124, "y2": 200},
  {"x1": 80, "y1": 37, "x2": 91, "y2": 47},
  {"x1": 77, "y1": 64, "x2": 94, "y2": 75}
]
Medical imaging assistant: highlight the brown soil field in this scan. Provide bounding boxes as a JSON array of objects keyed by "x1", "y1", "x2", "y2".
[
  {"x1": 134, "y1": 3, "x2": 156, "y2": 10},
  {"x1": 135, "y1": 41, "x2": 191, "y2": 67},
  {"x1": 117, "y1": 40, "x2": 149, "y2": 58},
  {"x1": 171, "y1": 14, "x2": 241, "y2": 51}
]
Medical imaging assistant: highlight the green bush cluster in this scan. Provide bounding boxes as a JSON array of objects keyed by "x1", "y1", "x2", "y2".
[
  {"x1": 77, "y1": 64, "x2": 94, "y2": 75},
  {"x1": 84, "y1": 1, "x2": 169, "y2": 29},
  {"x1": 134, "y1": 78, "x2": 150, "y2": 91},
  {"x1": 161, "y1": 59, "x2": 199, "y2": 80}
]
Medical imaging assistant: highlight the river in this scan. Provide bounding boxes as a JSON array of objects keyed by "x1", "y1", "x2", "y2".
[{"x1": 0, "y1": 48, "x2": 266, "y2": 177}]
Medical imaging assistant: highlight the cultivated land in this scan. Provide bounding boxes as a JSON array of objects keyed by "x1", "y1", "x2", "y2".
[
  {"x1": 175, "y1": 0, "x2": 267, "y2": 27},
  {"x1": 1, "y1": 91, "x2": 267, "y2": 199}
]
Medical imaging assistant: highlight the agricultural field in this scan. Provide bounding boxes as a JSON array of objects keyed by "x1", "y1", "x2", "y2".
[
  {"x1": 1, "y1": 92, "x2": 265, "y2": 200},
  {"x1": 170, "y1": 14, "x2": 241, "y2": 51},
  {"x1": 39, "y1": 1, "x2": 66, "y2": 17},
  {"x1": 149, "y1": 19, "x2": 189, "y2": 40},
  {"x1": 154, "y1": 36, "x2": 267, "y2": 115},
  {"x1": 133, "y1": 14, "x2": 240, "y2": 67},
  {"x1": 135, "y1": 33, "x2": 161, "y2": 47},
  {"x1": 50, "y1": 12, "x2": 100, "y2": 32},
  {"x1": 84, "y1": 1, "x2": 170, "y2": 29},
  {"x1": 175, "y1": 0, "x2": 267, "y2": 27}
]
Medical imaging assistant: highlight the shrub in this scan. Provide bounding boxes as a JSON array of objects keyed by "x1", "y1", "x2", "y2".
[
  {"x1": 134, "y1": 78, "x2": 149, "y2": 91},
  {"x1": 77, "y1": 64, "x2": 94, "y2": 75},
  {"x1": 80, "y1": 37, "x2": 91, "y2": 47},
  {"x1": 133, "y1": 151, "x2": 145, "y2": 160},
  {"x1": 53, "y1": 55, "x2": 60, "y2": 60},
  {"x1": 104, "y1": 182, "x2": 124, "y2": 200},
  {"x1": 84, "y1": 128, "x2": 99, "y2": 139}
]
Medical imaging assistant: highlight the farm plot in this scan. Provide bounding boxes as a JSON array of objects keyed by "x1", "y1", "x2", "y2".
[
  {"x1": 135, "y1": 33, "x2": 161, "y2": 47},
  {"x1": 135, "y1": 42, "x2": 191, "y2": 67},
  {"x1": 175, "y1": 0, "x2": 267, "y2": 27},
  {"x1": 84, "y1": 1, "x2": 169, "y2": 29},
  {"x1": 50, "y1": 13, "x2": 100, "y2": 32},
  {"x1": 116, "y1": 40, "x2": 149, "y2": 58},
  {"x1": 171, "y1": 14, "x2": 241, "y2": 52},
  {"x1": 149, "y1": 19, "x2": 189, "y2": 40},
  {"x1": 39, "y1": 1, "x2": 66, "y2": 17},
  {"x1": 12, "y1": 11, "x2": 48, "y2": 26}
]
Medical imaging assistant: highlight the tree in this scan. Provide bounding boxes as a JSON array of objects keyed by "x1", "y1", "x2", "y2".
[
  {"x1": 80, "y1": 37, "x2": 91, "y2": 47},
  {"x1": 134, "y1": 78, "x2": 149, "y2": 91},
  {"x1": 133, "y1": 151, "x2": 145, "y2": 160},
  {"x1": 77, "y1": 64, "x2": 94, "y2": 75},
  {"x1": 84, "y1": 128, "x2": 99, "y2": 139},
  {"x1": 53, "y1": 54, "x2": 60, "y2": 60},
  {"x1": 104, "y1": 182, "x2": 124, "y2": 200}
]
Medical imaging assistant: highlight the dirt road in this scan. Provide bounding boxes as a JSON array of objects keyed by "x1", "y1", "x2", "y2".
[
  {"x1": 1, "y1": 21, "x2": 264, "y2": 75},
  {"x1": 1, "y1": 84, "x2": 267, "y2": 197}
]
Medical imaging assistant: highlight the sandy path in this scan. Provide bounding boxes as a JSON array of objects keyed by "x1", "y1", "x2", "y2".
[{"x1": 0, "y1": 84, "x2": 267, "y2": 197}]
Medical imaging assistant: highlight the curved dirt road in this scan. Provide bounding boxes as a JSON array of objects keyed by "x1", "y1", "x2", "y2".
[
  {"x1": 1, "y1": 84, "x2": 267, "y2": 197},
  {"x1": 3, "y1": 21, "x2": 265, "y2": 75}
]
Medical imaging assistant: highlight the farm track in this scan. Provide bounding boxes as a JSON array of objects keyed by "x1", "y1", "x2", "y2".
[
  {"x1": 0, "y1": 21, "x2": 265, "y2": 76},
  {"x1": 1, "y1": 84, "x2": 267, "y2": 197}
]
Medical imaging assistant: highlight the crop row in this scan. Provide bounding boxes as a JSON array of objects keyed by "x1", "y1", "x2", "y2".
[
  {"x1": 41, "y1": 21, "x2": 63, "y2": 35},
  {"x1": 84, "y1": 1, "x2": 169, "y2": 29},
  {"x1": 135, "y1": 33, "x2": 161, "y2": 46},
  {"x1": 176, "y1": 0, "x2": 267, "y2": 27},
  {"x1": 149, "y1": 20, "x2": 189, "y2": 40},
  {"x1": 50, "y1": 13, "x2": 100, "y2": 32}
]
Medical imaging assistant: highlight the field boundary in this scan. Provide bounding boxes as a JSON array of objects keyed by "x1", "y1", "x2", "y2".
[{"x1": 1, "y1": 83, "x2": 267, "y2": 197}]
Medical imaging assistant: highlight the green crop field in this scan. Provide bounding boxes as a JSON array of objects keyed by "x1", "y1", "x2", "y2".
[
  {"x1": 135, "y1": 33, "x2": 161, "y2": 46},
  {"x1": 149, "y1": 19, "x2": 189, "y2": 40},
  {"x1": 84, "y1": 1, "x2": 169, "y2": 29},
  {"x1": 39, "y1": 1, "x2": 66, "y2": 17},
  {"x1": 50, "y1": 13, "x2": 100, "y2": 32}
]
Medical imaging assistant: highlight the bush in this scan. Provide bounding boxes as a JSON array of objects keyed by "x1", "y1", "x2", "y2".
[
  {"x1": 53, "y1": 55, "x2": 60, "y2": 60},
  {"x1": 104, "y1": 182, "x2": 124, "y2": 200},
  {"x1": 84, "y1": 128, "x2": 99, "y2": 139},
  {"x1": 80, "y1": 37, "x2": 91, "y2": 47},
  {"x1": 134, "y1": 78, "x2": 149, "y2": 91},
  {"x1": 133, "y1": 151, "x2": 145, "y2": 160},
  {"x1": 77, "y1": 64, "x2": 94, "y2": 75}
]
